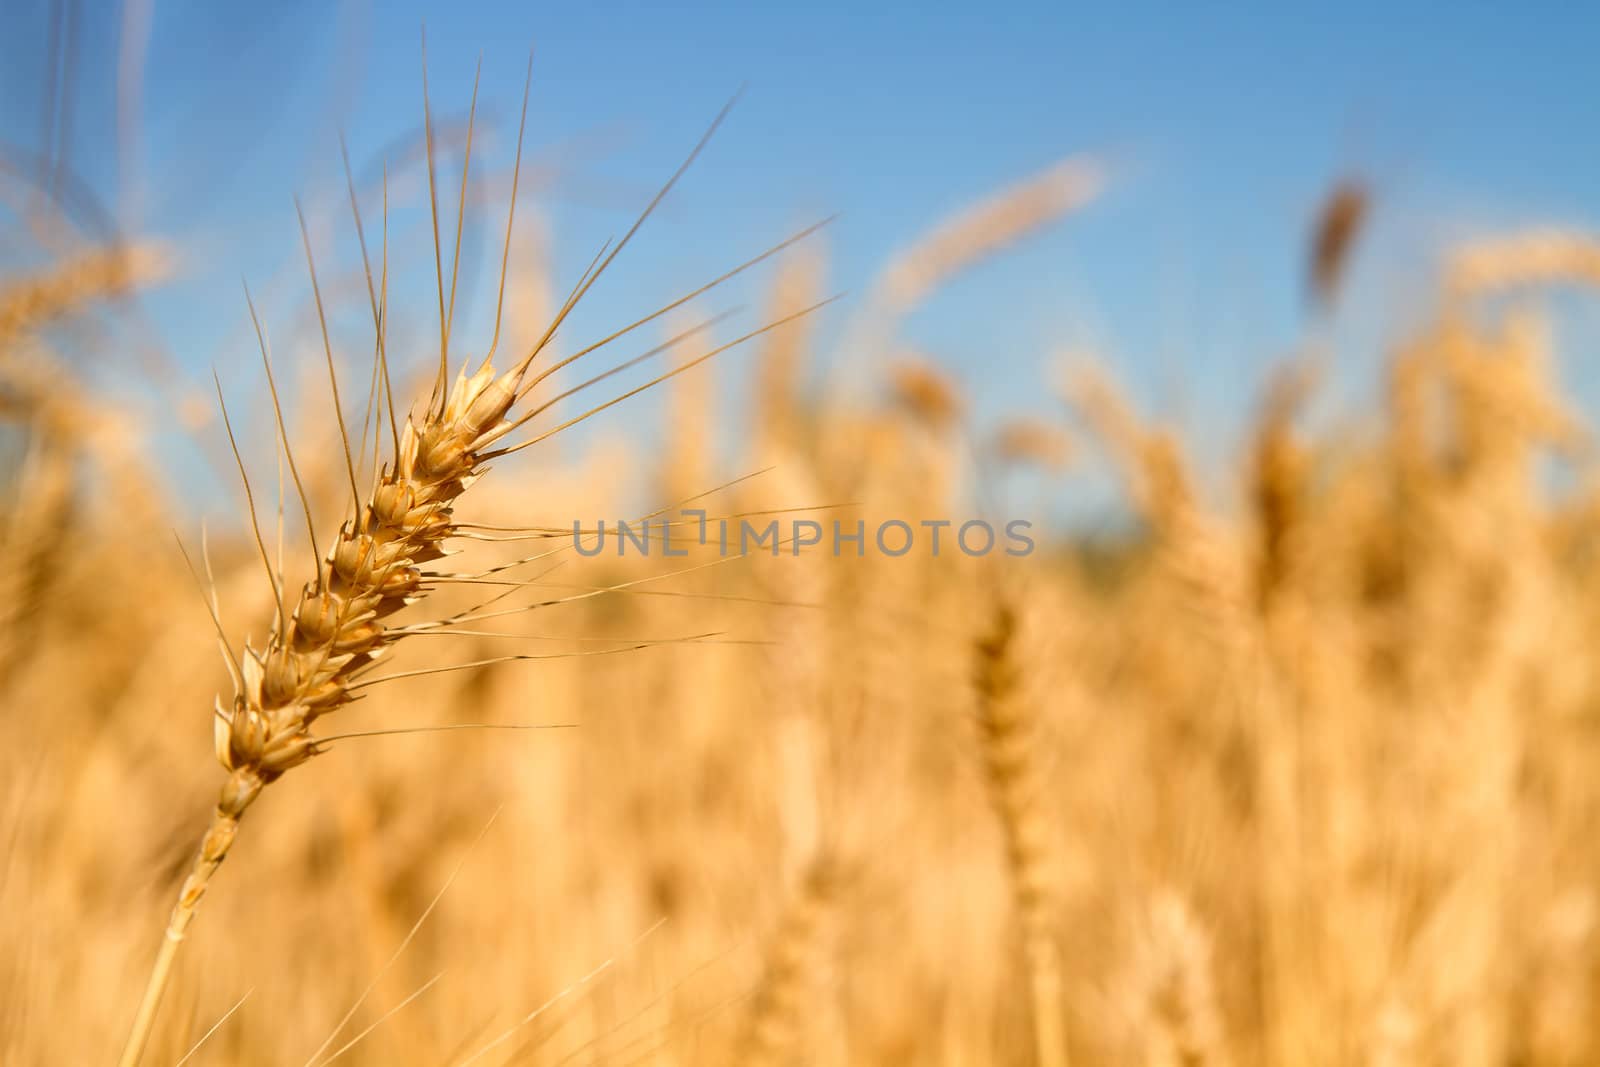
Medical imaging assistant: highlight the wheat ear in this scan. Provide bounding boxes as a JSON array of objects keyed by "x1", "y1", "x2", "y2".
[
  {"x1": 115, "y1": 113, "x2": 837, "y2": 1067},
  {"x1": 740, "y1": 856, "x2": 839, "y2": 1066},
  {"x1": 117, "y1": 336, "x2": 541, "y2": 1066},
  {"x1": 1446, "y1": 230, "x2": 1600, "y2": 298},
  {"x1": 0, "y1": 243, "x2": 169, "y2": 346},
  {"x1": 974, "y1": 596, "x2": 1069, "y2": 1067},
  {"x1": 113, "y1": 64, "x2": 803, "y2": 1063}
]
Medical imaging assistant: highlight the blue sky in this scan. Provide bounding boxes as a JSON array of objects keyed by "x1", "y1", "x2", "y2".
[{"x1": 3, "y1": 2, "x2": 1599, "y2": 505}]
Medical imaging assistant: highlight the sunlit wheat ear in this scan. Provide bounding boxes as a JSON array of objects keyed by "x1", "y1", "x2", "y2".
[
  {"x1": 1062, "y1": 361, "x2": 1194, "y2": 534},
  {"x1": 1064, "y1": 361, "x2": 1250, "y2": 650},
  {"x1": 114, "y1": 319, "x2": 548, "y2": 1067},
  {"x1": 1445, "y1": 230, "x2": 1600, "y2": 299},
  {"x1": 974, "y1": 594, "x2": 1069, "y2": 1067},
  {"x1": 1248, "y1": 365, "x2": 1314, "y2": 610},
  {"x1": 0, "y1": 243, "x2": 170, "y2": 346},
  {"x1": 740, "y1": 856, "x2": 840, "y2": 1067},
  {"x1": 886, "y1": 354, "x2": 963, "y2": 432},
  {"x1": 117, "y1": 62, "x2": 831, "y2": 1065},
  {"x1": 876, "y1": 155, "x2": 1105, "y2": 313},
  {"x1": 1119, "y1": 890, "x2": 1231, "y2": 1067},
  {"x1": 1306, "y1": 176, "x2": 1368, "y2": 312},
  {"x1": 992, "y1": 416, "x2": 1073, "y2": 473}
]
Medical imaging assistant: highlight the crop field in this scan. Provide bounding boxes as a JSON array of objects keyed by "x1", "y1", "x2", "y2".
[{"x1": 3, "y1": 8, "x2": 1599, "y2": 1066}]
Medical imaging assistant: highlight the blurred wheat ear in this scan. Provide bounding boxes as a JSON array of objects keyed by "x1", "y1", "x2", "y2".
[
  {"x1": 0, "y1": 243, "x2": 169, "y2": 347},
  {"x1": 117, "y1": 61, "x2": 832, "y2": 1066},
  {"x1": 975, "y1": 592, "x2": 1070, "y2": 1067}
]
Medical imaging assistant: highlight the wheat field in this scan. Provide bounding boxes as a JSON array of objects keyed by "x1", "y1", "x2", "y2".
[{"x1": 5, "y1": 35, "x2": 1600, "y2": 1067}]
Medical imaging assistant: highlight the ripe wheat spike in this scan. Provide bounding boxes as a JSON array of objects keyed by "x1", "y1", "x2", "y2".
[{"x1": 114, "y1": 64, "x2": 827, "y2": 1066}]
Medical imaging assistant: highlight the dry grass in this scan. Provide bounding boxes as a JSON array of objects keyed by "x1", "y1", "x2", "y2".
[{"x1": 6, "y1": 73, "x2": 1600, "y2": 1067}]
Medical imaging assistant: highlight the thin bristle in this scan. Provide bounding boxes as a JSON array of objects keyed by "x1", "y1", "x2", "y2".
[
  {"x1": 294, "y1": 200, "x2": 363, "y2": 516},
  {"x1": 444, "y1": 59, "x2": 482, "y2": 349}
]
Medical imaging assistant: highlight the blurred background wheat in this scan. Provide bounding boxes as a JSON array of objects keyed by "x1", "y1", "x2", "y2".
[{"x1": 6, "y1": 4, "x2": 1600, "y2": 1066}]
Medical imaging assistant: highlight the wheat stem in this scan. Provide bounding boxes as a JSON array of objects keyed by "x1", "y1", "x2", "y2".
[{"x1": 119, "y1": 797, "x2": 253, "y2": 1067}]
